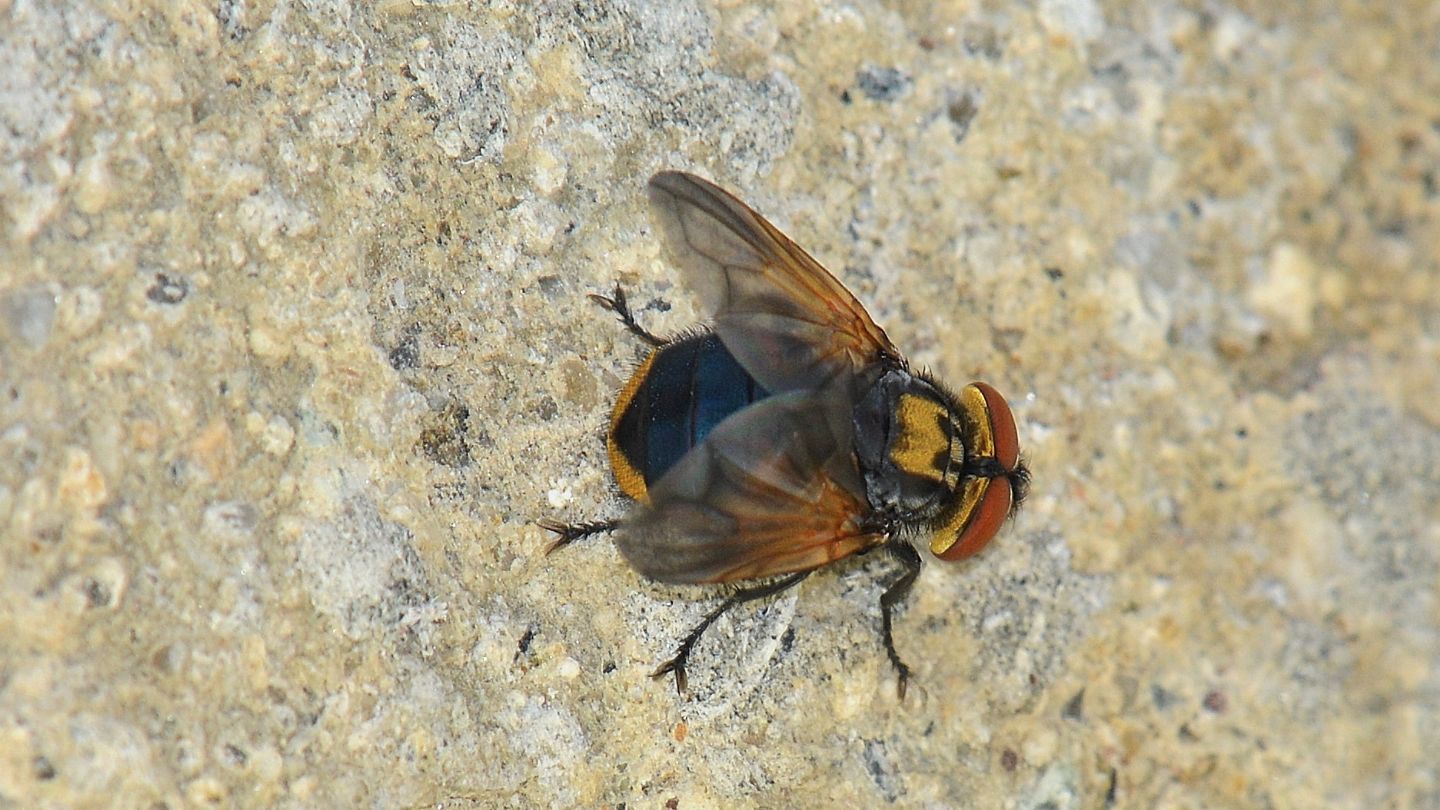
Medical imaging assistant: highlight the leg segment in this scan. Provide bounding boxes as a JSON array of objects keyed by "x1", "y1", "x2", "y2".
[
  {"x1": 536, "y1": 518, "x2": 620, "y2": 554},
  {"x1": 879, "y1": 541, "x2": 923, "y2": 699},
  {"x1": 653, "y1": 572, "x2": 810, "y2": 694},
  {"x1": 589, "y1": 283, "x2": 665, "y2": 347}
]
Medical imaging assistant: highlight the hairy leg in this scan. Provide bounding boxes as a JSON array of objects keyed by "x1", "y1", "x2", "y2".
[
  {"x1": 654, "y1": 572, "x2": 810, "y2": 694},
  {"x1": 536, "y1": 518, "x2": 620, "y2": 554},
  {"x1": 879, "y1": 541, "x2": 923, "y2": 699},
  {"x1": 589, "y1": 283, "x2": 665, "y2": 347}
]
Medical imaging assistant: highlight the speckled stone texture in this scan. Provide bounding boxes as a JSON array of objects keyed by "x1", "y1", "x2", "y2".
[{"x1": 2, "y1": 1, "x2": 1437, "y2": 807}]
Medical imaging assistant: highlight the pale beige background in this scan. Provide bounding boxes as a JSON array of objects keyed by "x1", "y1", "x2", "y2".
[{"x1": 2, "y1": 1, "x2": 1437, "y2": 807}]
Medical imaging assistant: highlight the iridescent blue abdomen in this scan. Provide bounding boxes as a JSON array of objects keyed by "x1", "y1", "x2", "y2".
[{"x1": 607, "y1": 333, "x2": 769, "y2": 501}]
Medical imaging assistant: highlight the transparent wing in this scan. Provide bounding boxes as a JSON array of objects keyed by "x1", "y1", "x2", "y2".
[
  {"x1": 648, "y1": 171, "x2": 899, "y2": 393},
  {"x1": 615, "y1": 390, "x2": 887, "y2": 584}
]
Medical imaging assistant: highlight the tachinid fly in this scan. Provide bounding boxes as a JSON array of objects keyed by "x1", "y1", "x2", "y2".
[{"x1": 541, "y1": 171, "x2": 1029, "y2": 697}]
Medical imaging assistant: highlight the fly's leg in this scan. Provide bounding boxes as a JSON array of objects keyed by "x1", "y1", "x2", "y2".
[
  {"x1": 879, "y1": 541, "x2": 923, "y2": 699},
  {"x1": 536, "y1": 518, "x2": 620, "y2": 555},
  {"x1": 589, "y1": 283, "x2": 665, "y2": 347},
  {"x1": 653, "y1": 572, "x2": 810, "y2": 694},
  {"x1": 539, "y1": 286, "x2": 652, "y2": 555}
]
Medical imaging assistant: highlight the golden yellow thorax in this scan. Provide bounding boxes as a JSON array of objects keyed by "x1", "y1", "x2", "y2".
[{"x1": 888, "y1": 392, "x2": 952, "y2": 484}]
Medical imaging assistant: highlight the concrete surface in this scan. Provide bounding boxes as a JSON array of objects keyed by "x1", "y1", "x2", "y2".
[{"x1": 1, "y1": 1, "x2": 1437, "y2": 807}]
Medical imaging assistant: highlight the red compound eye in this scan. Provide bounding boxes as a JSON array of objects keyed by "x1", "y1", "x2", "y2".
[{"x1": 931, "y1": 382, "x2": 1022, "y2": 561}]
